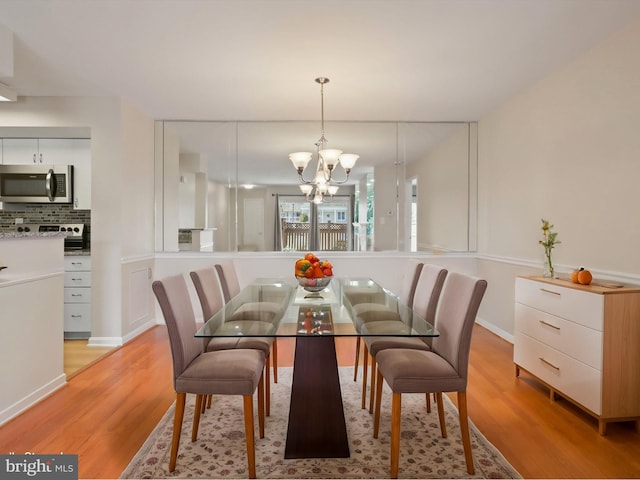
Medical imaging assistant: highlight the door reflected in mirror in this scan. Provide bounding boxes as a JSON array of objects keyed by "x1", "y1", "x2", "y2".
[{"x1": 157, "y1": 121, "x2": 477, "y2": 253}]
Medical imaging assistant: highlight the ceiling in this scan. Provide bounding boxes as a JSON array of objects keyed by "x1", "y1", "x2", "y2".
[
  {"x1": 1, "y1": 0, "x2": 640, "y2": 187},
  {"x1": 2, "y1": 0, "x2": 640, "y2": 122}
]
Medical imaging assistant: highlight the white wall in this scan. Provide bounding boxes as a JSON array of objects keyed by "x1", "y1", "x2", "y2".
[{"x1": 476, "y1": 18, "x2": 640, "y2": 337}]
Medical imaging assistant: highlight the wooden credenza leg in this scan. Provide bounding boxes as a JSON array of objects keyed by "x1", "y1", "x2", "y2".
[{"x1": 598, "y1": 419, "x2": 607, "y2": 436}]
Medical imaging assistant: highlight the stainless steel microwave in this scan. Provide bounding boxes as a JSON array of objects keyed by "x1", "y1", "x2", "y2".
[{"x1": 0, "y1": 164, "x2": 73, "y2": 203}]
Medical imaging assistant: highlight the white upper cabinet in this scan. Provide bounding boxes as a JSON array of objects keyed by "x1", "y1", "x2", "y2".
[
  {"x1": 2, "y1": 138, "x2": 39, "y2": 164},
  {"x1": 1, "y1": 138, "x2": 91, "y2": 209}
]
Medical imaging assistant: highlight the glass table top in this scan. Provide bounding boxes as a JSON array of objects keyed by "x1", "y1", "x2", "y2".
[{"x1": 195, "y1": 277, "x2": 438, "y2": 338}]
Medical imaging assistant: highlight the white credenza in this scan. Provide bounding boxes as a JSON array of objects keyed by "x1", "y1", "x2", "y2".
[
  {"x1": 514, "y1": 275, "x2": 640, "y2": 435},
  {"x1": 64, "y1": 255, "x2": 91, "y2": 339}
]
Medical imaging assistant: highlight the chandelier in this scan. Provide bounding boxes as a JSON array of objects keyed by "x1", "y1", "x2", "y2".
[{"x1": 289, "y1": 77, "x2": 359, "y2": 204}]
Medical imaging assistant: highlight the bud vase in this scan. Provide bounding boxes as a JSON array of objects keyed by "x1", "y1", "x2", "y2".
[{"x1": 543, "y1": 253, "x2": 554, "y2": 278}]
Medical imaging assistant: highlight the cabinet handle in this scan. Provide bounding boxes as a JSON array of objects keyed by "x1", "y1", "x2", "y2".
[
  {"x1": 33, "y1": 153, "x2": 37, "y2": 163},
  {"x1": 71, "y1": 277, "x2": 83, "y2": 281},
  {"x1": 71, "y1": 262, "x2": 84, "y2": 265},
  {"x1": 539, "y1": 357, "x2": 560, "y2": 371},
  {"x1": 39, "y1": 153, "x2": 43, "y2": 163},
  {"x1": 539, "y1": 320, "x2": 560, "y2": 330},
  {"x1": 540, "y1": 288, "x2": 561, "y2": 296},
  {"x1": 71, "y1": 293, "x2": 83, "y2": 297},
  {"x1": 71, "y1": 314, "x2": 83, "y2": 318}
]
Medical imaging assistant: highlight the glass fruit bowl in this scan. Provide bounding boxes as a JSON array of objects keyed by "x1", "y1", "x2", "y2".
[{"x1": 295, "y1": 275, "x2": 332, "y2": 298}]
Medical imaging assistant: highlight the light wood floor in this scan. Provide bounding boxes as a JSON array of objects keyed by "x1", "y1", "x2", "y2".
[
  {"x1": 63, "y1": 340, "x2": 116, "y2": 378},
  {"x1": 2, "y1": 325, "x2": 640, "y2": 478}
]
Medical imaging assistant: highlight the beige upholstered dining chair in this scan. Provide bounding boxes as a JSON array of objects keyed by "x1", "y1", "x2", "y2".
[
  {"x1": 190, "y1": 267, "x2": 275, "y2": 414},
  {"x1": 360, "y1": 264, "x2": 447, "y2": 412},
  {"x1": 351, "y1": 259, "x2": 424, "y2": 382},
  {"x1": 373, "y1": 272, "x2": 487, "y2": 478},
  {"x1": 152, "y1": 274, "x2": 266, "y2": 478},
  {"x1": 215, "y1": 261, "x2": 281, "y2": 382}
]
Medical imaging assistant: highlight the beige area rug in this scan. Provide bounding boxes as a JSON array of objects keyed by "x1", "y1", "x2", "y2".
[{"x1": 121, "y1": 367, "x2": 520, "y2": 479}]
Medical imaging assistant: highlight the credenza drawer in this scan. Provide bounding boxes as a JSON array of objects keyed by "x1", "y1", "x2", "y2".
[
  {"x1": 514, "y1": 332, "x2": 602, "y2": 414},
  {"x1": 515, "y1": 277, "x2": 603, "y2": 330},
  {"x1": 515, "y1": 303, "x2": 603, "y2": 370}
]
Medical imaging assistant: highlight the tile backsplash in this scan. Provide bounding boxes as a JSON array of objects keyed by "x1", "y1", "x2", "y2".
[{"x1": 0, "y1": 204, "x2": 91, "y2": 239}]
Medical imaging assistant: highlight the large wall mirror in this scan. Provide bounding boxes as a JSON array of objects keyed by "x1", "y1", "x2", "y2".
[{"x1": 156, "y1": 121, "x2": 477, "y2": 253}]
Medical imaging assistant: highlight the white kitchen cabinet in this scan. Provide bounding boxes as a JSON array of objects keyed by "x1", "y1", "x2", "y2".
[
  {"x1": 2, "y1": 138, "x2": 39, "y2": 164},
  {"x1": 1, "y1": 137, "x2": 91, "y2": 209},
  {"x1": 514, "y1": 276, "x2": 640, "y2": 434},
  {"x1": 64, "y1": 255, "x2": 92, "y2": 339}
]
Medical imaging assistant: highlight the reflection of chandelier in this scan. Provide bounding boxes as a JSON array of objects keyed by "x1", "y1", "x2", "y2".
[{"x1": 289, "y1": 77, "x2": 359, "y2": 204}]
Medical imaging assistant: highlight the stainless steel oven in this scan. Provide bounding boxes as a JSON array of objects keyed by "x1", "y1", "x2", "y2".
[{"x1": 0, "y1": 164, "x2": 73, "y2": 203}]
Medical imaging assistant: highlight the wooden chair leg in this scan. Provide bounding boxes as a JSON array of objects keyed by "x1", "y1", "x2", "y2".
[
  {"x1": 368, "y1": 358, "x2": 376, "y2": 414},
  {"x1": 272, "y1": 339, "x2": 278, "y2": 383},
  {"x1": 373, "y1": 369, "x2": 384, "y2": 438},
  {"x1": 426, "y1": 392, "x2": 431, "y2": 413},
  {"x1": 435, "y1": 392, "x2": 447, "y2": 438},
  {"x1": 200, "y1": 394, "x2": 206, "y2": 414},
  {"x1": 192, "y1": 394, "x2": 203, "y2": 441},
  {"x1": 206, "y1": 394, "x2": 212, "y2": 409},
  {"x1": 458, "y1": 391, "x2": 475, "y2": 475},
  {"x1": 258, "y1": 372, "x2": 265, "y2": 439},
  {"x1": 361, "y1": 344, "x2": 369, "y2": 409},
  {"x1": 390, "y1": 392, "x2": 402, "y2": 479},
  {"x1": 353, "y1": 336, "x2": 361, "y2": 381},
  {"x1": 169, "y1": 392, "x2": 186, "y2": 472},
  {"x1": 243, "y1": 394, "x2": 257, "y2": 479},
  {"x1": 265, "y1": 355, "x2": 271, "y2": 417}
]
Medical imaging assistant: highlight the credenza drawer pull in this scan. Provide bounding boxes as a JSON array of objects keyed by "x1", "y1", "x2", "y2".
[
  {"x1": 539, "y1": 357, "x2": 560, "y2": 371},
  {"x1": 539, "y1": 320, "x2": 561, "y2": 330},
  {"x1": 71, "y1": 314, "x2": 83, "y2": 318},
  {"x1": 540, "y1": 288, "x2": 561, "y2": 296}
]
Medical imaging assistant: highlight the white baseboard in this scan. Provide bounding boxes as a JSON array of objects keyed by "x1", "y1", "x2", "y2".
[
  {"x1": 122, "y1": 320, "x2": 158, "y2": 344},
  {"x1": 476, "y1": 316, "x2": 514, "y2": 344},
  {"x1": 87, "y1": 320, "x2": 157, "y2": 347},
  {"x1": 0, "y1": 374, "x2": 66, "y2": 427},
  {"x1": 87, "y1": 337, "x2": 123, "y2": 348}
]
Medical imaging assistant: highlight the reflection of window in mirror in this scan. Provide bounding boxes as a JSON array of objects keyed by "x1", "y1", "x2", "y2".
[{"x1": 277, "y1": 195, "x2": 353, "y2": 252}]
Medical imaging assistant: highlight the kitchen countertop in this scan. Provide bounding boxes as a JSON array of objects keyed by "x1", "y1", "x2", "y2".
[{"x1": 0, "y1": 233, "x2": 89, "y2": 255}]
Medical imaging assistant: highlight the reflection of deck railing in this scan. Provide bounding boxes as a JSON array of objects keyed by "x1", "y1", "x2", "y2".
[{"x1": 281, "y1": 221, "x2": 348, "y2": 251}]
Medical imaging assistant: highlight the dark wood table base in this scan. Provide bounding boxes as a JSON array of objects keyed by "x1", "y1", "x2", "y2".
[{"x1": 284, "y1": 335, "x2": 350, "y2": 458}]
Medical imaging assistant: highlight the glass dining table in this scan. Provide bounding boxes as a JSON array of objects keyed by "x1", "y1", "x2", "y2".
[{"x1": 195, "y1": 277, "x2": 438, "y2": 459}]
